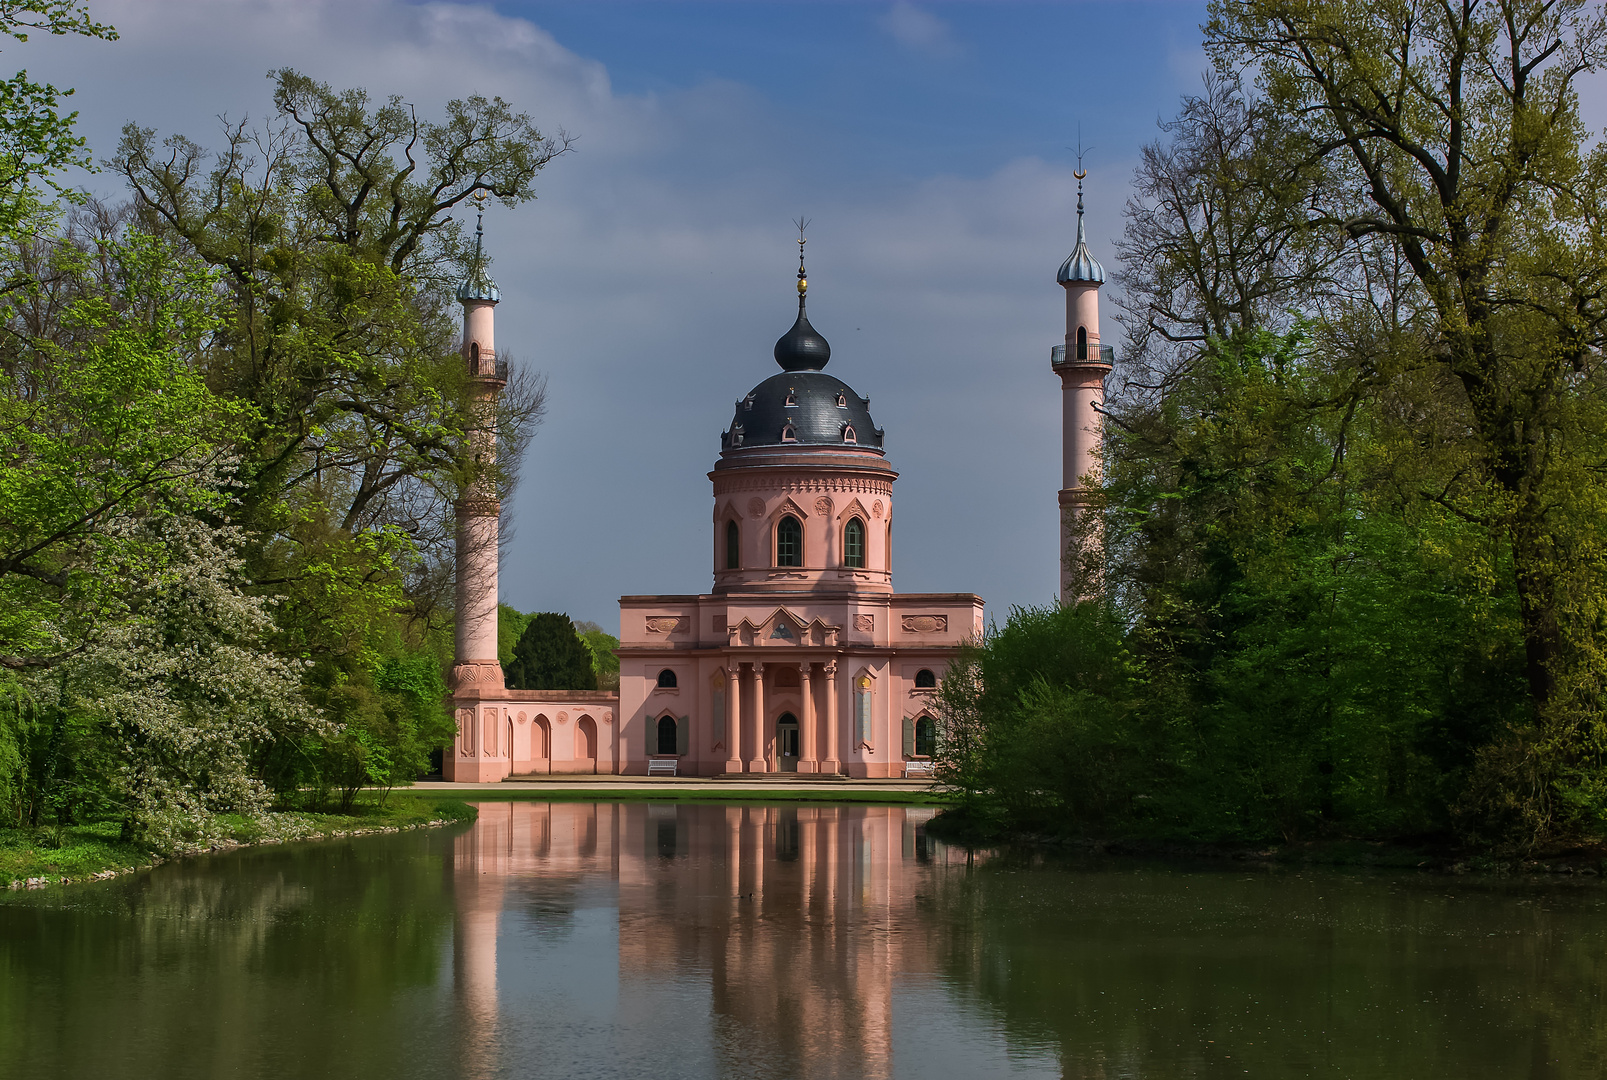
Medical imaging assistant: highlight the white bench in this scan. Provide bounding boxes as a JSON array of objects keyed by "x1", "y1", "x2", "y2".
[
  {"x1": 903, "y1": 759, "x2": 936, "y2": 779},
  {"x1": 647, "y1": 758, "x2": 679, "y2": 777}
]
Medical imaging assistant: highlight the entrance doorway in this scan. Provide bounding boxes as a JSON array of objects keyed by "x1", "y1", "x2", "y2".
[{"x1": 776, "y1": 712, "x2": 799, "y2": 772}]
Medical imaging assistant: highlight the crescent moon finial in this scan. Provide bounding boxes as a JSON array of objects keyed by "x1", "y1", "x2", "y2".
[{"x1": 1074, "y1": 169, "x2": 1087, "y2": 180}]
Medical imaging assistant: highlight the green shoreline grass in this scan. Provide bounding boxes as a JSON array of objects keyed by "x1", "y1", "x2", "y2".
[{"x1": 3, "y1": 796, "x2": 478, "y2": 891}]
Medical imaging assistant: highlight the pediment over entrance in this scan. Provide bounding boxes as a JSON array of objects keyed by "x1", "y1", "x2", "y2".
[{"x1": 728, "y1": 607, "x2": 841, "y2": 647}]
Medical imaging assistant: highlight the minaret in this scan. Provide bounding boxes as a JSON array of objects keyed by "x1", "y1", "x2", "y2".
[
  {"x1": 1052, "y1": 170, "x2": 1110, "y2": 603},
  {"x1": 447, "y1": 195, "x2": 509, "y2": 782}
]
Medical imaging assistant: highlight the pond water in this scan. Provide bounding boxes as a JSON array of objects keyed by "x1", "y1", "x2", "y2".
[{"x1": 2, "y1": 801, "x2": 1605, "y2": 1079}]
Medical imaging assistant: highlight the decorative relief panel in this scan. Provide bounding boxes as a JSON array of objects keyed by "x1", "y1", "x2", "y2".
[
  {"x1": 814, "y1": 496, "x2": 832, "y2": 517},
  {"x1": 645, "y1": 616, "x2": 682, "y2": 634},
  {"x1": 872, "y1": 500, "x2": 884, "y2": 519},
  {"x1": 747, "y1": 497, "x2": 767, "y2": 517},
  {"x1": 602, "y1": 710, "x2": 614, "y2": 725},
  {"x1": 854, "y1": 614, "x2": 874, "y2": 632},
  {"x1": 902, "y1": 615, "x2": 947, "y2": 633},
  {"x1": 557, "y1": 711, "x2": 569, "y2": 724}
]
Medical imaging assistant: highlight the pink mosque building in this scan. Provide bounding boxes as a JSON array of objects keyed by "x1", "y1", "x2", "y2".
[{"x1": 445, "y1": 192, "x2": 1109, "y2": 781}]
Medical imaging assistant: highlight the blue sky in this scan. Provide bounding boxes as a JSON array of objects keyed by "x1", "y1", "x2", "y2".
[{"x1": 27, "y1": 0, "x2": 1216, "y2": 629}]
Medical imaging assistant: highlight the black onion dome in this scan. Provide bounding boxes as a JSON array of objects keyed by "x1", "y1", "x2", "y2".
[
  {"x1": 773, "y1": 299, "x2": 831, "y2": 371},
  {"x1": 723, "y1": 371, "x2": 883, "y2": 452}
]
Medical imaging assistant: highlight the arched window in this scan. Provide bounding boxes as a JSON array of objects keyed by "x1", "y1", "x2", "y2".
[
  {"x1": 657, "y1": 715, "x2": 678, "y2": 755},
  {"x1": 781, "y1": 422, "x2": 797, "y2": 442},
  {"x1": 470, "y1": 342, "x2": 480, "y2": 368},
  {"x1": 725, "y1": 519, "x2": 741, "y2": 570},
  {"x1": 1076, "y1": 325, "x2": 1088, "y2": 360},
  {"x1": 914, "y1": 668, "x2": 937, "y2": 689},
  {"x1": 776, "y1": 515, "x2": 802, "y2": 567},
  {"x1": 843, "y1": 424, "x2": 857, "y2": 444},
  {"x1": 576, "y1": 716, "x2": 598, "y2": 760},
  {"x1": 657, "y1": 668, "x2": 677, "y2": 689},
  {"x1": 843, "y1": 517, "x2": 866, "y2": 568},
  {"x1": 835, "y1": 391, "x2": 847, "y2": 408},
  {"x1": 915, "y1": 716, "x2": 937, "y2": 757},
  {"x1": 784, "y1": 390, "x2": 798, "y2": 407}
]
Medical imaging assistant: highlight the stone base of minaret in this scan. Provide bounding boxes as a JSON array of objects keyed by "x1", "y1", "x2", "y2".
[{"x1": 446, "y1": 671, "x2": 512, "y2": 783}]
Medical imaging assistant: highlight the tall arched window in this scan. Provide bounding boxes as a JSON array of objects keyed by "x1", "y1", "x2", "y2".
[
  {"x1": 470, "y1": 341, "x2": 480, "y2": 368},
  {"x1": 657, "y1": 715, "x2": 678, "y2": 755},
  {"x1": 776, "y1": 515, "x2": 802, "y2": 567},
  {"x1": 725, "y1": 519, "x2": 741, "y2": 570},
  {"x1": 843, "y1": 517, "x2": 866, "y2": 568},
  {"x1": 915, "y1": 716, "x2": 937, "y2": 757},
  {"x1": 1076, "y1": 325, "x2": 1088, "y2": 360}
]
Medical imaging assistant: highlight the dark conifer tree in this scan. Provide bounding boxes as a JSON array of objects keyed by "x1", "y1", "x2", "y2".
[{"x1": 505, "y1": 613, "x2": 597, "y2": 690}]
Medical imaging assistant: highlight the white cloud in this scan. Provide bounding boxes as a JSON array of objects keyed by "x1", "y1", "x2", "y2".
[
  {"x1": 879, "y1": 2, "x2": 960, "y2": 58},
  {"x1": 24, "y1": 0, "x2": 1124, "y2": 624}
]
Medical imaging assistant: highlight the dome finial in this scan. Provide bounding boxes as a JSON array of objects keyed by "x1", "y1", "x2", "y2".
[
  {"x1": 795, "y1": 215, "x2": 810, "y2": 299},
  {"x1": 774, "y1": 218, "x2": 830, "y2": 371}
]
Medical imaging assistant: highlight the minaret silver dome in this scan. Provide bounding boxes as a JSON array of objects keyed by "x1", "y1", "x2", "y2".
[{"x1": 1056, "y1": 182, "x2": 1105, "y2": 285}]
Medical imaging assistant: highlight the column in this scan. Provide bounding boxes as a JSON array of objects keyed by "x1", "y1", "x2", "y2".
[
  {"x1": 822, "y1": 660, "x2": 840, "y2": 775},
  {"x1": 723, "y1": 663, "x2": 743, "y2": 774},
  {"x1": 799, "y1": 661, "x2": 818, "y2": 773},
  {"x1": 748, "y1": 662, "x2": 767, "y2": 773}
]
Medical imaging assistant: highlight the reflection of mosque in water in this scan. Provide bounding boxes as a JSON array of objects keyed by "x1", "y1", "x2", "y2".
[{"x1": 450, "y1": 801, "x2": 960, "y2": 1078}]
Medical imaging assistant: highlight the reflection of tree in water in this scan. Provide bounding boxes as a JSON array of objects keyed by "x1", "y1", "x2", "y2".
[
  {"x1": 0, "y1": 830, "x2": 460, "y2": 1077},
  {"x1": 921, "y1": 854, "x2": 1607, "y2": 1078}
]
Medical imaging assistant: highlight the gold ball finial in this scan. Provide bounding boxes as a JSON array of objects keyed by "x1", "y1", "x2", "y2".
[{"x1": 798, "y1": 276, "x2": 808, "y2": 295}]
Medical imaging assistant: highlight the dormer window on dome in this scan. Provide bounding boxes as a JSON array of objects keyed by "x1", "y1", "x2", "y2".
[
  {"x1": 743, "y1": 393, "x2": 756, "y2": 411},
  {"x1": 784, "y1": 390, "x2": 797, "y2": 407},
  {"x1": 781, "y1": 422, "x2": 797, "y2": 443},
  {"x1": 836, "y1": 391, "x2": 847, "y2": 408},
  {"x1": 843, "y1": 423, "x2": 857, "y2": 444}
]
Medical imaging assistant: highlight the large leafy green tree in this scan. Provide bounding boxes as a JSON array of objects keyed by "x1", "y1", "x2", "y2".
[
  {"x1": 1090, "y1": 0, "x2": 1607, "y2": 844},
  {"x1": 113, "y1": 69, "x2": 560, "y2": 666},
  {"x1": 1196, "y1": 0, "x2": 1607, "y2": 720}
]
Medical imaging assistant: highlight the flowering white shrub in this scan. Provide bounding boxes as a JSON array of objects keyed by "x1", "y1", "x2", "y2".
[{"x1": 69, "y1": 515, "x2": 327, "y2": 852}]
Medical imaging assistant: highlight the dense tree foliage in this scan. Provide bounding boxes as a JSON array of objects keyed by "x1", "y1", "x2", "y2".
[
  {"x1": 505, "y1": 612, "x2": 598, "y2": 691},
  {"x1": 1, "y1": 10, "x2": 563, "y2": 846},
  {"x1": 941, "y1": 0, "x2": 1607, "y2": 850}
]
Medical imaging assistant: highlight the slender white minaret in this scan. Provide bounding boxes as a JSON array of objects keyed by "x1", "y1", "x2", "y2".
[
  {"x1": 448, "y1": 197, "x2": 508, "y2": 780},
  {"x1": 1052, "y1": 171, "x2": 1110, "y2": 603}
]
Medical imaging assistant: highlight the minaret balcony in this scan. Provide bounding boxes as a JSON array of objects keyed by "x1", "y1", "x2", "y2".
[
  {"x1": 1051, "y1": 342, "x2": 1114, "y2": 369},
  {"x1": 470, "y1": 356, "x2": 510, "y2": 384}
]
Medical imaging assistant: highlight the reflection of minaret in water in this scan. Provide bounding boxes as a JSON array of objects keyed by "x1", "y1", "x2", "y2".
[
  {"x1": 1052, "y1": 166, "x2": 1111, "y2": 603},
  {"x1": 452, "y1": 801, "x2": 509, "y2": 1080}
]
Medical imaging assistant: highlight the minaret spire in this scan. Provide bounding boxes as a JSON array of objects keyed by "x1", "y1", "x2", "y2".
[{"x1": 1051, "y1": 158, "x2": 1111, "y2": 604}]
